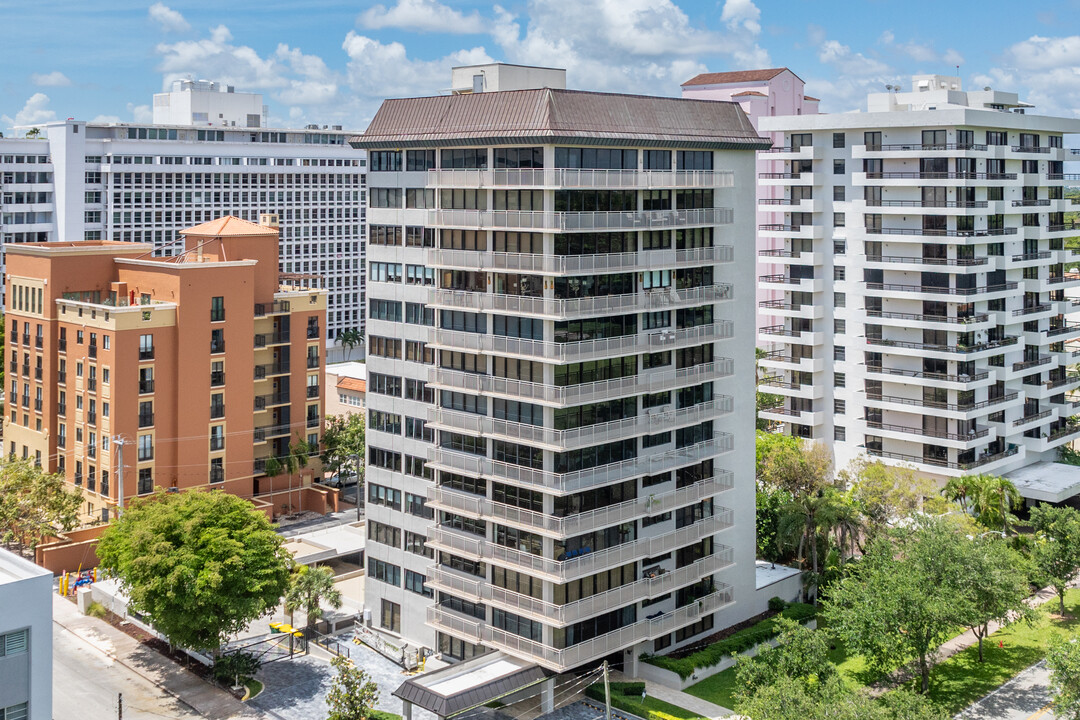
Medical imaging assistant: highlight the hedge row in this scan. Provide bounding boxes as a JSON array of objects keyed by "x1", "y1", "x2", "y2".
[
  {"x1": 641, "y1": 602, "x2": 817, "y2": 679},
  {"x1": 369, "y1": 711, "x2": 403, "y2": 720}
]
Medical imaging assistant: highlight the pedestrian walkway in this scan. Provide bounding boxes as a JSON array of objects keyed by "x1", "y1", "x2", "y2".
[
  {"x1": 52, "y1": 593, "x2": 265, "y2": 719},
  {"x1": 611, "y1": 670, "x2": 732, "y2": 718}
]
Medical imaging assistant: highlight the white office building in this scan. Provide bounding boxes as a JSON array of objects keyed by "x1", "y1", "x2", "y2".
[
  {"x1": 1, "y1": 84, "x2": 366, "y2": 342},
  {"x1": 758, "y1": 75, "x2": 1080, "y2": 480},
  {"x1": 352, "y1": 75, "x2": 765, "y2": 672},
  {"x1": 0, "y1": 548, "x2": 52, "y2": 720},
  {"x1": 153, "y1": 79, "x2": 267, "y2": 127}
]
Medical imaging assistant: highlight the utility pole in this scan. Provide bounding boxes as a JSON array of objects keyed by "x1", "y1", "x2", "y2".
[
  {"x1": 602, "y1": 661, "x2": 611, "y2": 720},
  {"x1": 114, "y1": 437, "x2": 127, "y2": 515},
  {"x1": 117, "y1": 692, "x2": 123, "y2": 720}
]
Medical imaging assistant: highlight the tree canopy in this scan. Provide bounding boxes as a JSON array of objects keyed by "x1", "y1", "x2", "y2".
[
  {"x1": 1046, "y1": 633, "x2": 1080, "y2": 720},
  {"x1": 734, "y1": 616, "x2": 837, "y2": 703},
  {"x1": 321, "y1": 412, "x2": 366, "y2": 480},
  {"x1": 96, "y1": 489, "x2": 292, "y2": 651},
  {"x1": 0, "y1": 458, "x2": 82, "y2": 553},
  {"x1": 735, "y1": 674, "x2": 947, "y2": 720},
  {"x1": 285, "y1": 564, "x2": 343, "y2": 629},
  {"x1": 327, "y1": 656, "x2": 380, "y2": 720},
  {"x1": 1030, "y1": 503, "x2": 1080, "y2": 615}
]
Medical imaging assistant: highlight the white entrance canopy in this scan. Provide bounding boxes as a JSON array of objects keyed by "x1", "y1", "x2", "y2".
[
  {"x1": 394, "y1": 652, "x2": 550, "y2": 719},
  {"x1": 1006, "y1": 460, "x2": 1080, "y2": 504}
]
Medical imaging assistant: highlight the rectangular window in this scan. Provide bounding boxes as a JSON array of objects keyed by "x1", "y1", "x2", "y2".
[
  {"x1": 832, "y1": 132, "x2": 846, "y2": 148},
  {"x1": 380, "y1": 598, "x2": 401, "y2": 632},
  {"x1": 368, "y1": 558, "x2": 402, "y2": 586},
  {"x1": 210, "y1": 296, "x2": 225, "y2": 322},
  {"x1": 405, "y1": 569, "x2": 433, "y2": 597}
]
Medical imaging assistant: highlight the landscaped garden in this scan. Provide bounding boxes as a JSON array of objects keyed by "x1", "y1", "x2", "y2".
[{"x1": 585, "y1": 682, "x2": 709, "y2": 720}]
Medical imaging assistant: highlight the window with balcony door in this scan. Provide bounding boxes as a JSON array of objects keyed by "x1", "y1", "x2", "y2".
[
  {"x1": 210, "y1": 393, "x2": 224, "y2": 419},
  {"x1": 139, "y1": 334, "x2": 154, "y2": 360},
  {"x1": 210, "y1": 425, "x2": 224, "y2": 452},
  {"x1": 138, "y1": 468, "x2": 153, "y2": 494},
  {"x1": 210, "y1": 328, "x2": 225, "y2": 354},
  {"x1": 138, "y1": 434, "x2": 153, "y2": 461},
  {"x1": 210, "y1": 296, "x2": 225, "y2": 322},
  {"x1": 210, "y1": 457, "x2": 224, "y2": 484}
]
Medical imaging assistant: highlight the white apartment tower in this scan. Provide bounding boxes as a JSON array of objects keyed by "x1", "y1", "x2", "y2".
[
  {"x1": 352, "y1": 85, "x2": 766, "y2": 670},
  {"x1": 758, "y1": 75, "x2": 1080, "y2": 478},
  {"x1": 153, "y1": 79, "x2": 268, "y2": 127},
  {"x1": 1, "y1": 89, "x2": 366, "y2": 342}
]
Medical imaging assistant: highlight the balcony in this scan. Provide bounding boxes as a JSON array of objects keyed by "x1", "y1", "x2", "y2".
[
  {"x1": 1013, "y1": 304, "x2": 1053, "y2": 317},
  {"x1": 429, "y1": 397, "x2": 732, "y2": 451},
  {"x1": 430, "y1": 358, "x2": 733, "y2": 407},
  {"x1": 1013, "y1": 356, "x2": 1052, "y2": 372},
  {"x1": 864, "y1": 281, "x2": 1017, "y2": 297},
  {"x1": 1012, "y1": 199, "x2": 1051, "y2": 207},
  {"x1": 431, "y1": 321, "x2": 733, "y2": 364},
  {"x1": 138, "y1": 380, "x2": 155, "y2": 394},
  {"x1": 1012, "y1": 409, "x2": 1054, "y2": 427},
  {"x1": 427, "y1": 207, "x2": 732, "y2": 231},
  {"x1": 210, "y1": 437, "x2": 225, "y2": 452},
  {"x1": 428, "y1": 433, "x2": 733, "y2": 496},
  {"x1": 1046, "y1": 374, "x2": 1080, "y2": 390},
  {"x1": 139, "y1": 348, "x2": 155, "y2": 361},
  {"x1": 757, "y1": 223, "x2": 823, "y2": 239},
  {"x1": 866, "y1": 310, "x2": 989, "y2": 326},
  {"x1": 210, "y1": 404, "x2": 225, "y2": 420},
  {"x1": 1047, "y1": 221, "x2": 1080, "y2": 233},
  {"x1": 254, "y1": 392, "x2": 290, "y2": 410},
  {"x1": 1010, "y1": 145, "x2": 1051, "y2": 153},
  {"x1": 254, "y1": 300, "x2": 291, "y2": 316},
  {"x1": 306, "y1": 417, "x2": 320, "y2": 429},
  {"x1": 428, "y1": 245, "x2": 734, "y2": 276},
  {"x1": 1012, "y1": 251, "x2": 1053, "y2": 262},
  {"x1": 255, "y1": 361, "x2": 291, "y2": 378},
  {"x1": 254, "y1": 331, "x2": 290, "y2": 348},
  {"x1": 307, "y1": 326, "x2": 320, "y2": 340},
  {"x1": 428, "y1": 471, "x2": 732, "y2": 539},
  {"x1": 429, "y1": 552, "x2": 731, "y2": 629},
  {"x1": 210, "y1": 371, "x2": 225, "y2": 387},
  {"x1": 878, "y1": 200, "x2": 988, "y2": 209},
  {"x1": 866, "y1": 446, "x2": 1019, "y2": 472},
  {"x1": 210, "y1": 339, "x2": 226, "y2": 354},
  {"x1": 425, "y1": 167, "x2": 733, "y2": 189},
  {"x1": 866, "y1": 226, "x2": 1017, "y2": 239},
  {"x1": 865, "y1": 420, "x2": 987, "y2": 442},
  {"x1": 862, "y1": 171, "x2": 1017, "y2": 181},
  {"x1": 865, "y1": 392, "x2": 1016, "y2": 414},
  {"x1": 865, "y1": 336, "x2": 1018, "y2": 355},
  {"x1": 865, "y1": 254, "x2": 988, "y2": 268},
  {"x1": 138, "y1": 412, "x2": 154, "y2": 428},
  {"x1": 861, "y1": 142, "x2": 989, "y2": 152},
  {"x1": 254, "y1": 424, "x2": 291, "y2": 443},
  {"x1": 307, "y1": 356, "x2": 320, "y2": 369}
]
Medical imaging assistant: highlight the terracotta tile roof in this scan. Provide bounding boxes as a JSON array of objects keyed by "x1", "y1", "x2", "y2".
[
  {"x1": 682, "y1": 68, "x2": 801, "y2": 86},
  {"x1": 732, "y1": 91, "x2": 767, "y2": 97},
  {"x1": 803, "y1": 95, "x2": 821, "y2": 101},
  {"x1": 181, "y1": 216, "x2": 278, "y2": 237},
  {"x1": 352, "y1": 88, "x2": 769, "y2": 150},
  {"x1": 336, "y1": 377, "x2": 366, "y2": 393}
]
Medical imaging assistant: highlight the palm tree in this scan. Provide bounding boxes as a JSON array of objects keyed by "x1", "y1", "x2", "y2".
[
  {"x1": 778, "y1": 486, "x2": 844, "y2": 602},
  {"x1": 974, "y1": 475, "x2": 1023, "y2": 535},
  {"x1": 822, "y1": 494, "x2": 864, "y2": 561},
  {"x1": 265, "y1": 436, "x2": 312, "y2": 516},
  {"x1": 285, "y1": 565, "x2": 343, "y2": 630},
  {"x1": 336, "y1": 329, "x2": 363, "y2": 360},
  {"x1": 943, "y1": 475, "x2": 978, "y2": 515}
]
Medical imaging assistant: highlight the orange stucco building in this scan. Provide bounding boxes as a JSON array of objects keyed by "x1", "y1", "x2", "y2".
[{"x1": 4, "y1": 214, "x2": 326, "y2": 522}]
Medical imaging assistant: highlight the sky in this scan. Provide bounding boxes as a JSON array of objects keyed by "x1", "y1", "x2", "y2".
[{"x1": 3, "y1": 0, "x2": 1080, "y2": 134}]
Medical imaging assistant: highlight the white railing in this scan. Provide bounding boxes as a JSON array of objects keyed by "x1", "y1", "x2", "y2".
[
  {"x1": 425, "y1": 168, "x2": 735, "y2": 189},
  {"x1": 427, "y1": 551, "x2": 733, "y2": 627},
  {"x1": 427, "y1": 207, "x2": 733, "y2": 231},
  {"x1": 426, "y1": 513, "x2": 732, "y2": 582},
  {"x1": 429, "y1": 284, "x2": 733, "y2": 318},
  {"x1": 430, "y1": 322, "x2": 735, "y2": 362},
  {"x1": 429, "y1": 360, "x2": 735, "y2": 406},
  {"x1": 428, "y1": 398, "x2": 733, "y2": 450},
  {"x1": 426, "y1": 245, "x2": 735, "y2": 274},
  {"x1": 427, "y1": 471, "x2": 733, "y2": 537},
  {"x1": 427, "y1": 433, "x2": 734, "y2": 495}
]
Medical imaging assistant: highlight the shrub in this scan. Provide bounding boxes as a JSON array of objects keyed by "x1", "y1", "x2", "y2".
[
  {"x1": 85, "y1": 601, "x2": 108, "y2": 619},
  {"x1": 643, "y1": 603, "x2": 818, "y2": 679},
  {"x1": 369, "y1": 711, "x2": 402, "y2": 720},
  {"x1": 212, "y1": 652, "x2": 262, "y2": 684},
  {"x1": 767, "y1": 596, "x2": 788, "y2": 612}
]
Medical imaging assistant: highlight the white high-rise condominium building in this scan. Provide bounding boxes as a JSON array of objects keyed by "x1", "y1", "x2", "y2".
[
  {"x1": 758, "y1": 75, "x2": 1080, "y2": 479},
  {"x1": 352, "y1": 75, "x2": 766, "y2": 672},
  {"x1": 0, "y1": 85, "x2": 366, "y2": 342}
]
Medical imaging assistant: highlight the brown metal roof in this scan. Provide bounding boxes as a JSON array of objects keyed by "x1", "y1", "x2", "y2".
[
  {"x1": 351, "y1": 88, "x2": 770, "y2": 150},
  {"x1": 732, "y1": 91, "x2": 767, "y2": 97},
  {"x1": 803, "y1": 95, "x2": 821, "y2": 101},
  {"x1": 181, "y1": 216, "x2": 278, "y2": 237},
  {"x1": 682, "y1": 67, "x2": 801, "y2": 86}
]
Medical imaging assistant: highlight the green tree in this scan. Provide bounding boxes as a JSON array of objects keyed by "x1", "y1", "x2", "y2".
[
  {"x1": 971, "y1": 475, "x2": 1023, "y2": 535},
  {"x1": 733, "y1": 616, "x2": 837, "y2": 703},
  {"x1": 321, "y1": 412, "x2": 366, "y2": 480},
  {"x1": 755, "y1": 348, "x2": 783, "y2": 430},
  {"x1": 1046, "y1": 634, "x2": 1080, "y2": 720},
  {"x1": 755, "y1": 429, "x2": 800, "y2": 478},
  {"x1": 956, "y1": 535, "x2": 1033, "y2": 662},
  {"x1": 266, "y1": 435, "x2": 315, "y2": 515},
  {"x1": 24, "y1": 128, "x2": 41, "y2": 139},
  {"x1": 736, "y1": 675, "x2": 946, "y2": 720},
  {"x1": 942, "y1": 475, "x2": 978, "y2": 515},
  {"x1": 823, "y1": 520, "x2": 971, "y2": 693},
  {"x1": 284, "y1": 564, "x2": 343, "y2": 629},
  {"x1": 1030, "y1": 504, "x2": 1080, "y2": 615},
  {"x1": 327, "y1": 655, "x2": 380, "y2": 720},
  {"x1": 336, "y1": 328, "x2": 364, "y2": 360},
  {"x1": 842, "y1": 458, "x2": 946, "y2": 536},
  {"x1": 0, "y1": 458, "x2": 82, "y2": 553},
  {"x1": 756, "y1": 484, "x2": 793, "y2": 561},
  {"x1": 96, "y1": 489, "x2": 291, "y2": 652}
]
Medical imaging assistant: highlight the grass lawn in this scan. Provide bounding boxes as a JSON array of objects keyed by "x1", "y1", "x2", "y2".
[
  {"x1": 242, "y1": 678, "x2": 263, "y2": 700},
  {"x1": 893, "y1": 588, "x2": 1080, "y2": 713},
  {"x1": 588, "y1": 684, "x2": 708, "y2": 720}
]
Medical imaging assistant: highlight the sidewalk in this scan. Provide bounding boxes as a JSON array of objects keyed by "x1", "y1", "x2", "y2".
[
  {"x1": 611, "y1": 670, "x2": 733, "y2": 718},
  {"x1": 52, "y1": 593, "x2": 266, "y2": 720}
]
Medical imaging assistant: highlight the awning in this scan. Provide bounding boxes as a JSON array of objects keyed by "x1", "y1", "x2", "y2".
[{"x1": 394, "y1": 652, "x2": 551, "y2": 719}]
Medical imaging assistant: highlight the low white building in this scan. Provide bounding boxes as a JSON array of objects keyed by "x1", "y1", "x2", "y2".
[
  {"x1": 326, "y1": 361, "x2": 367, "y2": 418},
  {"x1": 0, "y1": 548, "x2": 52, "y2": 720},
  {"x1": 153, "y1": 79, "x2": 267, "y2": 128}
]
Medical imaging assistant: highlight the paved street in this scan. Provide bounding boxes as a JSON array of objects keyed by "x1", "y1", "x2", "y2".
[
  {"x1": 957, "y1": 660, "x2": 1058, "y2": 720},
  {"x1": 54, "y1": 617, "x2": 205, "y2": 720}
]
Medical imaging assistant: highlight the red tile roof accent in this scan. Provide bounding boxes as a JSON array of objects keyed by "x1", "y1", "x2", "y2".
[
  {"x1": 682, "y1": 68, "x2": 800, "y2": 86},
  {"x1": 732, "y1": 91, "x2": 767, "y2": 97},
  {"x1": 337, "y1": 377, "x2": 366, "y2": 393},
  {"x1": 181, "y1": 216, "x2": 278, "y2": 237}
]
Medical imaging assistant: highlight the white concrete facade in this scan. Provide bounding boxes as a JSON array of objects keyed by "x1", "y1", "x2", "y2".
[
  {"x1": 758, "y1": 75, "x2": 1080, "y2": 481},
  {"x1": 152, "y1": 79, "x2": 267, "y2": 128},
  {"x1": 1, "y1": 118, "x2": 367, "y2": 343},
  {"x1": 450, "y1": 64, "x2": 566, "y2": 95},
  {"x1": 0, "y1": 548, "x2": 52, "y2": 720},
  {"x1": 354, "y1": 88, "x2": 762, "y2": 672},
  {"x1": 682, "y1": 68, "x2": 820, "y2": 331}
]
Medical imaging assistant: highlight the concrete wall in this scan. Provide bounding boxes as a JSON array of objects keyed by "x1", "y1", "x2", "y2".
[{"x1": 0, "y1": 549, "x2": 53, "y2": 720}]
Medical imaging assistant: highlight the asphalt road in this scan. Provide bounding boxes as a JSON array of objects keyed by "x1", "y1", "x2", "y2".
[
  {"x1": 957, "y1": 660, "x2": 1059, "y2": 720},
  {"x1": 53, "y1": 618, "x2": 204, "y2": 720}
]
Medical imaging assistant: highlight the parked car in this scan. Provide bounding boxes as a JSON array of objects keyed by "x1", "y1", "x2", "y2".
[{"x1": 323, "y1": 471, "x2": 358, "y2": 488}]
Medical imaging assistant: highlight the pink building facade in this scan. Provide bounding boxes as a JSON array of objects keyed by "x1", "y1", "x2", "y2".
[{"x1": 682, "y1": 69, "x2": 819, "y2": 331}]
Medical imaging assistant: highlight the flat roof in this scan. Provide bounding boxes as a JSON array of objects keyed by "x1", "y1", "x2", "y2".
[
  {"x1": 0, "y1": 547, "x2": 52, "y2": 585},
  {"x1": 394, "y1": 652, "x2": 550, "y2": 718},
  {"x1": 1006, "y1": 460, "x2": 1080, "y2": 503},
  {"x1": 755, "y1": 560, "x2": 801, "y2": 590}
]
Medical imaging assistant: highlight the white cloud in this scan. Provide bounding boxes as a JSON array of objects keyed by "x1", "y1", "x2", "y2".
[
  {"x1": 878, "y1": 30, "x2": 895, "y2": 45},
  {"x1": 342, "y1": 31, "x2": 492, "y2": 99},
  {"x1": 148, "y1": 2, "x2": 190, "y2": 32},
  {"x1": 980, "y1": 35, "x2": 1080, "y2": 117},
  {"x1": 31, "y1": 71, "x2": 71, "y2": 87},
  {"x1": 359, "y1": 0, "x2": 486, "y2": 34},
  {"x1": 91, "y1": 114, "x2": 122, "y2": 124},
  {"x1": 1, "y1": 93, "x2": 57, "y2": 132},
  {"x1": 273, "y1": 44, "x2": 340, "y2": 106},
  {"x1": 810, "y1": 35, "x2": 898, "y2": 112},
  {"x1": 155, "y1": 24, "x2": 288, "y2": 90},
  {"x1": 720, "y1": 0, "x2": 761, "y2": 35},
  {"x1": 127, "y1": 103, "x2": 153, "y2": 122},
  {"x1": 897, "y1": 41, "x2": 937, "y2": 63},
  {"x1": 943, "y1": 49, "x2": 964, "y2": 67}
]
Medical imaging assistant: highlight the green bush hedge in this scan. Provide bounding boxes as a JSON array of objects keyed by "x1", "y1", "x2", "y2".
[
  {"x1": 584, "y1": 683, "x2": 701, "y2": 720},
  {"x1": 642, "y1": 603, "x2": 817, "y2": 679},
  {"x1": 369, "y1": 711, "x2": 402, "y2": 720}
]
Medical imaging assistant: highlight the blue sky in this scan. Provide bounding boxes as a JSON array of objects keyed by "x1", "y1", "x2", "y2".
[{"x1": 3, "y1": 0, "x2": 1080, "y2": 134}]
